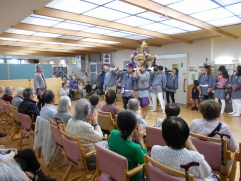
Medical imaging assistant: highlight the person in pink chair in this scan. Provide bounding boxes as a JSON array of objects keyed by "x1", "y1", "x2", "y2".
[
  {"x1": 109, "y1": 110, "x2": 147, "y2": 181},
  {"x1": 151, "y1": 116, "x2": 217, "y2": 181}
]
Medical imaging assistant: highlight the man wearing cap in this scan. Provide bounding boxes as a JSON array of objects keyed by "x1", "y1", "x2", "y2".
[
  {"x1": 34, "y1": 65, "x2": 47, "y2": 110},
  {"x1": 103, "y1": 64, "x2": 122, "y2": 93},
  {"x1": 150, "y1": 66, "x2": 167, "y2": 113},
  {"x1": 134, "y1": 62, "x2": 150, "y2": 118},
  {"x1": 117, "y1": 63, "x2": 135, "y2": 109}
]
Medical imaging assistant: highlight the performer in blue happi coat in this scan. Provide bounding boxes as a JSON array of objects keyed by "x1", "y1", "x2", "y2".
[{"x1": 117, "y1": 63, "x2": 135, "y2": 109}]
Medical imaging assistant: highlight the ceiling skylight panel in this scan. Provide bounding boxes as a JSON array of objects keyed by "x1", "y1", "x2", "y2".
[
  {"x1": 214, "y1": 0, "x2": 241, "y2": 6},
  {"x1": 43, "y1": 42, "x2": 62, "y2": 45},
  {"x1": 65, "y1": 21, "x2": 94, "y2": 27},
  {"x1": 125, "y1": 35, "x2": 153, "y2": 40},
  {"x1": 81, "y1": 27, "x2": 115, "y2": 34},
  {"x1": 5, "y1": 28, "x2": 37, "y2": 35},
  {"x1": 76, "y1": 44, "x2": 96, "y2": 47},
  {"x1": 33, "y1": 32, "x2": 62, "y2": 38},
  {"x1": 190, "y1": 8, "x2": 234, "y2": 22},
  {"x1": 161, "y1": 19, "x2": 190, "y2": 27},
  {"x1": 53, "y1": 22, "x2": 90, "y2": 31},
  {"x1": 18, "y1": 40, "x2": 43, "y2": 43},
  {"x1": 226, "y1": 3, "x2": 241, "y2": 15},
  {"x1": 31, "y1": 14, "x2": 64, "y2": 22},
  {"x1": 104, "y1": 1, "x2": 146, "y2": 14},
  {"x1": 139, "y1": 23, "x2": 171, "y2": 31},
  {"x1": 59, "y1": 36, "x2": 83, "y2": 40},
  {"x1": 83, "y1": 0, "x2": 113, "y2": 5},
  {"x1": 207, "y1": 16, "x2": 241, "y2": 27},
  {"x1": 137, "y1": 12, "x2": 170, "y2": 21},
  {"x1": 45, "y1": 0, "x2": 98, "y2": 14},
  {"x1": 0, "y1": 38, "x2": 19, "y2": 41},
  {"x1": 167, "y1": 0, "x2": 219, "y2": 15},
  {"x1": 81, "y1": 38, "x2": 120, "y2": 44},
  {"x1": 21, "y1": 16, "x2": 61, "y2": 27},
  {"x1": 158, "y1": 28, "x2": 187, "y2": 35},
  {"x1": 83, "y1": 7, "x2": 129, "y2": 21},
  {"x1": 151, "y1": 0, "x2": 183, "y2": 5},
  {"x1": 179, "y1": 25, "x2": 201, "y2": 31},
  {"x1": 105, "y1": 31, "x2": 133, "y2": 37},
  {"x1": 115, "y1": 16, "x2": 153, "y2": 27}
]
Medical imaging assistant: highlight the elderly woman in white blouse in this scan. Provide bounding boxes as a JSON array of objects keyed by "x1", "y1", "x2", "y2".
[{"x1": 66, "y1": 98, "x2": 108, "y2": 170}]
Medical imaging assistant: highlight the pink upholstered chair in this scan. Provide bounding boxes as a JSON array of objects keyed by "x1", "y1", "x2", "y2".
[
  {"x1": 48, "y1": 119, "x2": 67, "y2": 171},
  {"x1": 190, "y1": 132, "x2": 236, "y2": 181},
  {"x1": 145, "y1": 126, "x2": 166, "y2": 154},
  {"x1": 59, "y1": 129, "x2": 96, "y2": 181},
  {"x1": 18, "y1": 112, "x2": 33, "y2": 149},
  {"x1": 95, "y1": 143, "x2": 143, "y2": 181},
  {"x1": 144, "y1": 155, "x2": 196, "y2": 181}
]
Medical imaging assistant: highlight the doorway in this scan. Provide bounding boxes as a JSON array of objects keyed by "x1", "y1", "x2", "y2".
[{"x1": 156, "y1": 54, "x2": 188, "y2": 105}]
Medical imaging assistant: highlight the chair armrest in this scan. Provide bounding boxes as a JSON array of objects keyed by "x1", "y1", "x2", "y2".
[
  {"x1": 126, "y1": 164, "x2": 144, "y2": 177},
  {"x1": 0, "y1": 145, "x2": 5, "y2": 149},
  {"x1": 227, "y1": 151, "x2": 236, "y2": 160},
  {"x1": 85, "y1": 150, "x2": 96, "y2": 157}
]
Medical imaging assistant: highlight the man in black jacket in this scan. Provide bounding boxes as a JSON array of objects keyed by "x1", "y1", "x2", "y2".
[{"x1": 18, "y1": 88, "x2": 40, "y2": 122}]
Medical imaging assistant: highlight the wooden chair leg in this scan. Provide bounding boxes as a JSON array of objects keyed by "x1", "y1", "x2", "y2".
[
  {"x1": 36, "y1": 148, "x2": 42, "y2": 159},
  {"x1": 19, "y1": 132, "x2": 23, "y2": 150},
  {"x1": 62, "y1": 165, "x2": 73, "y2": 181},
  {"x1": 49, "y1": 149, "x2": 61, "y2": 171},
  {"x1": 29, "y1": 134, "x2": 33, "y2": 149},
  {"x1": 77, "y1": 158, "x2": 88, "y2": 181}
]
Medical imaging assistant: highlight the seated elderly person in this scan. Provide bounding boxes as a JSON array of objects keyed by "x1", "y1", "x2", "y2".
[
  {"x1": 89, "y1": 94, "x2": 100, "y2": 112},
  {"x1": 40, "y1": 90, "x2": 57, "y2": 121},
  {"x1": 190, "y1": 100, "x2": 237, "y2": 153},
  {"x1": 11, "y1": 87, "x2": 24, "y2": 107},
  {"x1": 78, "y1": 79, "x2": 86, "y2": 98},
  {"x1": 127, "y1": 99, "x2": 148, "y2": 126},
  {"x1": 18, "y1": 88, "x2": 40, "y2": 122},
  {"x1": 0, "y1": 148, "x2": 56, "y2": 181},
  {"x1": 54, "y1": 96, "x2": 72, "y2": 124},
  {"x1": 155, "y1": 103, "x2": 180, "y2": 128},
  {"x1": 0, "y1": 85, "x2": 4, "y2": 98},
  {"x1": 100, "y1": 89, "x2": 119, "y2": 119},
  {"x1": 66, "y1": 99, "x2": 108, "y2": 170},
  {"x1": 151, "y1": 116, "x2": 215, "y2": 180},
  {"x1": 1, "y1": 86, "x2": 14, "y2": 103}
]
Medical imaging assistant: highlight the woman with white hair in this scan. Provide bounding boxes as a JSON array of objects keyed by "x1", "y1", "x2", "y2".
[
  {"x1": 1, "y1": 86, "x2": 14, "y2": 103},
  {"x1": 127, "y1": 98, "x2": 148, "y2": 126},
  {"x1": 54, "y1": 96, "x2": 72, "y2": 124},
  {"x1": 66, "y1": 98, "x2": 108, "y2": 170},
  {"x1": 12, "y1": 87, "x2": 25, "y2": 107}
]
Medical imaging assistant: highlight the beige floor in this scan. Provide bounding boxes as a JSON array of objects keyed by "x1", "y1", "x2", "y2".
[{"x1": 0, "y1": 94, "x2": 240, "y2": 180}]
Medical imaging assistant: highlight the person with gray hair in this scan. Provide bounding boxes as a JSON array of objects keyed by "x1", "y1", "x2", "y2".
[
  {"x1": 18, "y1": 88, "x2": 40, "y2": 122},
  {"x1": 127, "y1": 98, "x2": 148, "y2": 126},
  {"x1": 55, "y1": 96, "x2": 72, "y2": 124},
  {"x1": 1, "y1": 86, "x2": 14, "y2": 103},
  {"x1": 66, "y1": 98, "x2": 108, "y2": 170},
  {"x1": 0, "y1": 160, "x2": 29, "y2": 181},
  {"x1": 12, "y1": 87, "x2": 25, "y2": 107},
  {"x1": 0, "y1": 85, "x2": 4, "y2": 98}
]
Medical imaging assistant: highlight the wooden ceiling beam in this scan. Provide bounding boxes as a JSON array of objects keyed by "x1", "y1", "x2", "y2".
[
  {"x1": 0, "y1": 40, "x2": 112, "y2": 53},
  {"x1": 120, "y1": 0, "x2": 237, "y2": 39},
  {"x1": 0, "y1": 45, "x2": 87, "y2": 55},
  {"x1": 0, "y1": 33, "x2": 136, "y2": 50},
  {"x1": 12, "y1": 23, "x2": 153, "y2": 47},
  {"x1": 34, "y1": 7, "x2": 191, "y2": 44}
]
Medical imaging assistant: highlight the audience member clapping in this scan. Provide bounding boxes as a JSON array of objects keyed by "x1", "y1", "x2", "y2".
[
  {"x1": 0, "y1": 85, "x2": 4, "y2": 98},
  {"x1": 66, "y1": 99, "x2": 108, "y2": 170},
  {"x1": 109, "y1": 110, "x2": 147, "y2": 181},
  {"x1": 54, "y1": 96, "x2": 71, "y2": 124}
]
